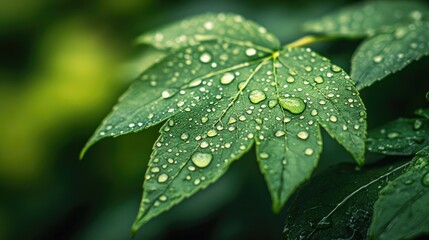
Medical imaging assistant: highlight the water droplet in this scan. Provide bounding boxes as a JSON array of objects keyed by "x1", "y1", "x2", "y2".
[
  {"x1": 314, "y1": 76, "x2": 324, "y2": 84},
  {"x1": 207, "y1": 129, "x2": 218, "y2": 137},
  {"x1": 297, "y1": 131, "x2": 309, "y2": 140},
  {"x1": 288, "y1": 69, "x2": 297, "y2": 76},
  {"x1": 191, "y1": 152, "x2": 212, "y2": 168},
  {"x1": 331, "y1": 65, "x2": 341, "y2": 72},
  {"x1": 260, "y1": 153, "x2": 269, "y2": 159},
  {"x1": 311, "y1": 109, "x2": 318, "y2": 116},
  {"x1": 189, "y1": 79, "x2": 202, "y2": 87},
  {"x1": 268, "y1": 100, "x2": 278, "y2": 108},
  {"x1": 180, "y1": 133, "x2": 189, "y2": 140},
  {"x1": 151, "y1": 167, "x2": 160, "y2": 173},
  {"x1": 422, "y1": 172, "x2": 429, "y2": 187},
  {"x1": 157, "y1": 173, "x2": 169, "y2": 183},
  {"x1": 413, "y1": 119, "x2": 423, "y2": 130},
  {"x1": 161, "y1": 89, "x2": 178, "y2": 99},
  {"x1": 249, "y1": 90, "x2": 266, "y2": 104},
  {"x1": 287, "y1": 76, "x2": 295, "y2": 83},
  {"x1": 373, "y1": 55, "x2": 383, "y2": 63},
  {"x1": 201, "y1": 117, "x2": 208, "y2": 123},
  {"x1": 200, "y1": 141, "x2": 209, "y2": 148},
  {"x1": 228, "y1": 117, "x2": 237, "y2": 124},
  {"x1": 387, "y1": 132, "x2": 399, "y2": 139},
  {"x1": 204, "y1": 21, "x2": 214, "y2": 30},
  {"x1": 159, "y1": 195, "x2": 168, "y2": 201},
  {"x1": 275, "y1": 130, "x2": 285, "y2": 137},
  {"x1": 220, "y1": 72, "x2": 235, "y2": 85},
  {"x1": 329, "y1": 115, "x2": 338, "y2": 122},
  {"x1": 200, "y1": 52, "x2": 212, "y2": 63},
  {"x1": 278, "y1": 97, "x2": 306, "y2": 114},
  {"x1": 245, "y1": 48, "x2": 257, "y2": 56},
  {"x1": 304, "y1": 148, "x2": 314, "y2": 156},
  {"x1": 404, "y1": 179, "x2": 414, "y2": 185}
]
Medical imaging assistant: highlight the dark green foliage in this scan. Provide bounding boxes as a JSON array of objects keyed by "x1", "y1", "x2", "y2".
[
  {"x1": 284, "y1": 160, "x2": 407, "y2": 240},
  {"x1": 369, "y1": 146, "x2": 429, "y2": 240},
  {"x1": 304, "y1": 1, "x2": 429, "y2": 89}
]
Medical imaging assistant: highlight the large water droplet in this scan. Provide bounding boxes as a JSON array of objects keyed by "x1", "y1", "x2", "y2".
[
  {"x1": 161, "y1": 89, "x2": 178, "y2": 99},
  {"x1": 373, "y1": 55, "x2": 383, "y2": 63},
  {"x1": 157, "y1": 173, "x2": 169, "y2": 183},
  {"x1": 387, "y1": 132, "x2": 399, "y2": 139},
  {"x1": 200, "y1": 52, "x2": 212, "y2": 63},
  {"x1": 422, "y1": 172, "x2": 429, "y2": 186},
  {"x1": 297, "y1": 131, "x2": 309, "y2": 140},
  {"x1": 249, "y1": 90, "x2": 266, "y2": 104},
  {"x1": 200, "y1": 141, "x2": 209, "y2": 148},
  {"x1": 180, "y1": 133, "x2": 189, "y2": 140},
  {"x1": 207, "y1": 129, "x2": 218, "y2": 137},
  {"x1": 259, "y1": 152, "x2": 269, "y2": 159},
  {"x1": 191, "y1": 152, "x2": 213, "y2": 168},
  {"x1": 329, "y1": 115, "x2": 338, "y2": 123},
  {"x1": 314, "y1": 76, "x2": 324, "y2": 84},
  {"x1": 275, "y1": 130, "x2": 285, "y2": 137},
  {"x1": 304, "y1": 148, "x2": 314, "y2": 156},
  {"x1": 245, "y1": 48, "x2": 257, "y2": 56},
  {"x1": 220, "y1": 72, "x2": 235, "y2": 85},
  {"x1": 278, "y1": 97, "x2": 306, "y2": 114},
  {"x1": 189, "y1": 79, "x2": 202, "y2": 87}
]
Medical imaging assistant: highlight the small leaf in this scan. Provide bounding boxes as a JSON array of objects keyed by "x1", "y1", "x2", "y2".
[
  {"x1": 303, "y1": 1, "x2": 429, "y2": 38},
  {"x1": 352, "y1": 21, "x2": 429, "y2": 90},
  {"x1": 369, "y1": 146, "x2": 429, "y2": 240},
  {"x1": 82, "y1": 13, "x2": 367, "y2": 232},
  {"x1": 284, "y1": 160, "x2": 407, "y2": 240},
  {"x1": 367, "y1": 118, "x2": 429, "y2": 155}
]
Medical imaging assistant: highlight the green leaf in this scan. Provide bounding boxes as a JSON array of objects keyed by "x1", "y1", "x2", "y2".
[
  {"x1": 284, "y1": 160, "x2": 407, "y2": 240},
  {"x1": 82, "y1": 13, "x2": 367, "y2": 232},
  {"x1": 303, "y1": 1, "x2": 429, "y2": 38},
  {"x1": 303, "y1": 1, "x2": 429, "y2": 89},
  {"x1": 352, "y1": 21, "x2": 429, "y2": 90},
  {"x1": 136, "y1": 13, "x2": 280, "y2": 51},
  {"x1": 369, "y1": 146, "x2": 429, "y2": 240},
  {"x1": 367, "y1": 118, "x2": 429, "y2": 156}
]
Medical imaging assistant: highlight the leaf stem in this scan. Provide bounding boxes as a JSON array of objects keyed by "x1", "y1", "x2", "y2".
[{"x1": 285, "y1": 35, "x2": 335, "y2": 48}]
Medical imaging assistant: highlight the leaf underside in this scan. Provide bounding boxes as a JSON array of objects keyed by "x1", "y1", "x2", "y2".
[
  {"x1": 82, "y1": 13, "x2": 367, "y2": 232},
  {"x1": 303, "y1": 1, "x2": 429, "y2": 89},
  {"x1": 369, "y1": 146, "x2": 429, "y2": 240}
]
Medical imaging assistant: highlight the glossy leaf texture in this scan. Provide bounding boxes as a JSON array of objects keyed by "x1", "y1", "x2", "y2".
[
  {"x1": 303, "y1": 1, "x2": 429, "y2": 89},
  {"x1": 81, "y1": 13, "x2": 367, "y2": 232},
  {"x1": 369, "y1": 146, "x2": 429, "y2": 240},
  {"x1": 367, "y1": 118, "x2": 429, "y2": 155},
  {"x1": 283, "y1": 160, "x2": 407, "y2": 240},
  {"x1": 352, "y1": 21, "x2": 429, "y2": 90},
  {"x1": 303, "y1": 1, "x2": 428, "y2": 37}
]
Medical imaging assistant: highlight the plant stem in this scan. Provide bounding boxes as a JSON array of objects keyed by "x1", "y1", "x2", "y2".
[{"x1": 285, "y1": 35, "x2": 334, "y2": 48}]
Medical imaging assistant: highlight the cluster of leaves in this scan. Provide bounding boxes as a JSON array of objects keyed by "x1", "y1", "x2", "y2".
[
  {"x1": 304, "y1": 1, "x2": 429, "y2": 89},
  {"x1": 82, "y1": 0, "x2": 429, "y2": 238}
]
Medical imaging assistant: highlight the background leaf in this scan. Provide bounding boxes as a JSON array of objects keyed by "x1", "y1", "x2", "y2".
[
  {"x1": 136, "y1": 13, "x2": 280, "y2": 51},
  {"x1": 367, "y1": 118, "x2": 429, "y2": 155},
  {"x1": 369, "y1": 146, "x2": 429, "y2": 240},
  {"x1": 352, "y1": 21, "x2": 429, "y2": 90},
  {"x1": 283, "y1": 159, "x2": 407, "y2": 240},
  {"x1": 303, "y1": 1, "x2": 429, "y2": 38}
]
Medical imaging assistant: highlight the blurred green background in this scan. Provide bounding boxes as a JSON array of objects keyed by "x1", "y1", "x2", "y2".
[{"x1": 1, "y1": 0, "x2": 428, "y2": 239}]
